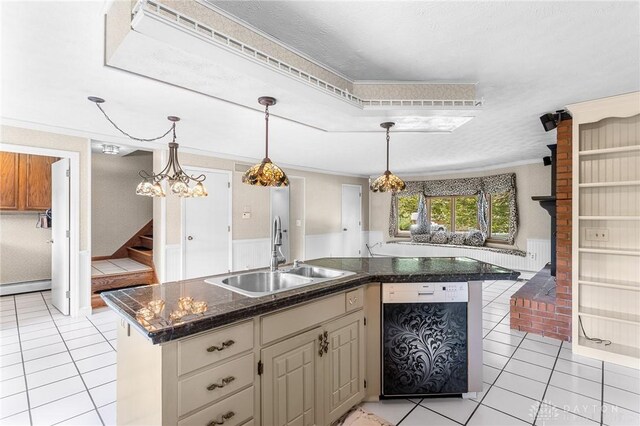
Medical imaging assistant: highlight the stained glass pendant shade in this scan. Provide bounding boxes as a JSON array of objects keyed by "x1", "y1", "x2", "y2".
[
  {"x1": 370, "y1": 122, "x2": 406, "y2": 193},
  {"x1": 242, "y1": 97, "x2": 289, "y2": 187}
]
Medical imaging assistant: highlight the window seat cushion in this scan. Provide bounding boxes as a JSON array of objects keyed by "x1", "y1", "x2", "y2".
[{"x1": 393, "y1": 240, "x2": 526, "y2": 257}]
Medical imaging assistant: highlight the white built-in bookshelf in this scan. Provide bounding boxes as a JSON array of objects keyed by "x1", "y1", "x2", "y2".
[{"x1": 569, "y1": 92, "x2": 640, "y2": 368}]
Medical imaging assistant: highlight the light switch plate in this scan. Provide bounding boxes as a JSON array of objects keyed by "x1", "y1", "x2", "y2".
[
  {"x1": 296, "y1": 219, "x2": 302, "y2": 227},
  {"x1": 585, "y1": 228, "x2": 609, "y2": 242}
]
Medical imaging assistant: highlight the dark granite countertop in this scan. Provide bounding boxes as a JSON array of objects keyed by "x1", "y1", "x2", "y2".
[{"x1": 101, "y1": 256, "x2": 519, "y2": 344}]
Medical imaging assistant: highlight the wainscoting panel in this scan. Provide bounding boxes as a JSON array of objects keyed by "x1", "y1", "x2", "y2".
[
  {"x1": 370, "y1": 239, "x2": 550, "y2": 273},
  {"x1": 79, "y1": 250, "x2": 91, "y2": 316},
  {"x1": 165, "y1": 244, "x2": 182, "y2": 282},
  {"x1": 232, "y1": 238, "x2": 270, "y2": 271}
]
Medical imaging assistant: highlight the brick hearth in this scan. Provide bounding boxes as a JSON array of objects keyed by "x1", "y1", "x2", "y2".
[{"x1": 510, "y1": 119, "x2": 573, "y2": 341}]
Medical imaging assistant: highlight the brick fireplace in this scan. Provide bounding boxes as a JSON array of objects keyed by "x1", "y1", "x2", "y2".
[{"x1": 510, "y1": 119, "x2": 573, "y2": 341}]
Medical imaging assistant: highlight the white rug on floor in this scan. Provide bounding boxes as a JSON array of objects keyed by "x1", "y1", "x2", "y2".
[{"x1": 337, "y1": 407, "x2": 394, "y2": 426}]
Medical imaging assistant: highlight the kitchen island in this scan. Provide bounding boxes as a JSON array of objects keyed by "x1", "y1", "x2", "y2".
[{"x1": 102, "y1": 257, "x2": 518, "y2": 426}]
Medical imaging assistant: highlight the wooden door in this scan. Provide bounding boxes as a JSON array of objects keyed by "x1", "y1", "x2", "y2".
[
  {"x1": 323, "y1": 311, "x2": 365, "y2": 424},
  {"x1": 261, "y1": 327, "x2": 323, "y2": 426},
  {"x1": 20, "y1": 154, "x2": 58, "y2": 210},
  {"x1": 0, "y1": 152, "x2": 20, "y2": 210}
]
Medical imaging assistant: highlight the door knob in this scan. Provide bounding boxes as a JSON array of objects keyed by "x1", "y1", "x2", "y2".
[{"x1": 187, "y1": 236, "x2": 194, "y2": 241}]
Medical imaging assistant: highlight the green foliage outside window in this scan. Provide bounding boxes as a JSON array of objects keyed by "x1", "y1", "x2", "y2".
[
  {"x1": 490, "y1": 192, "x2": 510, "y2": 239},
  {"x1": 430, "y1": 198, "x2": 452, "y2": 231},
  {"x1": 397, "y1": 194, "x2": 419, "y2": 231},
  {"x1": 455, "y1": 196, "x2": 479, "y2": 231}
]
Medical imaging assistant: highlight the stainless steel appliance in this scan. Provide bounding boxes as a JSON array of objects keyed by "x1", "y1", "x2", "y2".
[{"x1": 381, "y1": 282, "x2": 482, "y2": 398}]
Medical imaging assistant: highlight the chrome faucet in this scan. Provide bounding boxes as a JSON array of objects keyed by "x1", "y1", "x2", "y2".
[{"x1": 270, "y1": 216, "x2": 286, "y2": 271}]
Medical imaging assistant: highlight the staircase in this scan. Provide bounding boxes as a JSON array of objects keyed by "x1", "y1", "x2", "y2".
[{"x1": 91, "y1": 221, "x2": 157, "y2": 308}]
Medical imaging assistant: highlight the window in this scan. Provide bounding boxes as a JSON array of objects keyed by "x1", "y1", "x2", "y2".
[
  {"x1": 397, "y1": 194, "x2": 419, "y2": 233},
  {"x1": 429, "y1": 197, "x2": 452, "y2": 231},
  {"x1": 489, "y1": 192, "x2": 510, "y2": 241},
  {"x1": 395, "y1": 194, "x2": 478, "y2": 235},
  {"x1": 454, "y1": 196, "x2": 478, "y2": 232}
]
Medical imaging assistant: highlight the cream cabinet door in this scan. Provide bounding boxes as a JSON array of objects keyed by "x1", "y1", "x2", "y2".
[
  {"x1": 323, "y1": 311, "x2": 365, "y2": 425},
  {"x1": 261, "y1": 327, "x2": 323, "y2": 426}
]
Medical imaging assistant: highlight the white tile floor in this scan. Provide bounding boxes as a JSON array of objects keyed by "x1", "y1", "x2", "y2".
[
  {"x1": 1, "y1": 280, "x2": 639, "y2": 425},
  {"x1": 1, "y1": 291, "x2": 118, "y2": 425},
  {"x1": 91, "y1": 259, "x2": 151, "y2": 277}
]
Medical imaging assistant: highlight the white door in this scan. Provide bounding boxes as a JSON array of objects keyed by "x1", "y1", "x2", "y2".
[
  {"x1": 51, "y1": 159, "x2": 70, "y2": 315},
  {"x1": 341, "y1": 185, "x2": 362, "y2": 257},
  {"x1": 183, "y1": 169, "x2": 231, "y2": 279},
  {"x1": 270, "y1": 186, "x2": 290, "y2": 261}
]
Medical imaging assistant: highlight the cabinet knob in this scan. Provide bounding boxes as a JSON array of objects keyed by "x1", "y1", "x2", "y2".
[
  {"x1": 206, "y1": 376, "x2": 235, "y2": 391},
  {"x1": 206, "y1": 339, "x2": 235, "y2": 352},
  {"x1": 207, "y1": 411, "x2": 235, "y2": 426},
  {"x1": 187, "y1": 236, "x2": 194, "y2": 241}
]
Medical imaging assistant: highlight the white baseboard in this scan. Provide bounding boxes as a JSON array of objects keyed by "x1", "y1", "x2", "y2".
[{"x1": 0, "y1": 280, "x2": 52, "y2": 296}]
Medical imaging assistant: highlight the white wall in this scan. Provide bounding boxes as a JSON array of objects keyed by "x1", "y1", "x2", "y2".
[
  {"x1": 0, "y1": 214, "x2": 52, "y2": 284},
  {"x1": 369, "y1": 162, "x2": 552, "y2": 250},
  {"x1": 91, "y1": 152, "x2": 153, "y2": 256}
]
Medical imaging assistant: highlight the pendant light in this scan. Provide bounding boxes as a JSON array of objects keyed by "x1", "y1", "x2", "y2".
[
  {"x1": 370, "y1": 122, "x2": 406, "y2": 193},
  {"x1": 242, "y1": 97, "x2": 289, "y2": 187},
  {"x1": 136, "y1": 117, "x2": 208, "y2": 198},
  {"x1": 88, "y1": 97, "x2": 207, "y2": 198}
]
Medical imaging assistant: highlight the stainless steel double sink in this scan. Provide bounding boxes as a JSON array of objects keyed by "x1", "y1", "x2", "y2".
[{"x1": 205, "y1": 265, "x2": 354, "y2": 297}]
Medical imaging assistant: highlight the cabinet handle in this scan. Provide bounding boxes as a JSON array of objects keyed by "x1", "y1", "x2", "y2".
[
  {"x1": 207, "y1": 411, "x2": 235, "y2": 426},
  {"x1": 349, "y1": 296, "x2": 358, "y2": 305},
  {"x1": 206, "y1": 339, "x2": 235, "y2": 352},
  {"x1": 318, "y1": 331, "x2": 329, "y2": 356},
  {"x1": 206, "y1": 376, "x2": 235, "y2": 391}
]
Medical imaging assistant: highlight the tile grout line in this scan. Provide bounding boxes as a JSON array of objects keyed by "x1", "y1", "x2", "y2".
[
  {"x1": 465, "y1": 332, "x2": 531, "y2": 425},
  {"x1": 38, "y1": 292, "x2": 107, "y2": 426},
  {"x1": 395, "y1": 399, "x2": 421, "y2": 425},
  {"x1": 11, "y1": 295, "x2": 34, "y2": 426},
  {"x1": 415, "y1": 398, "x2": 466, "y2": 425},
  {"x1": 26, "y1": 364, "x2": 117, "y2": 392},
  {"x1": 600, "y1": 361, "x2": 604, "y2": 426},
  {"x1": 51, "y1": 408, "x2": 101, "y2": 426},
  {"x1": 463, "y1": 280, "x2": 535, "y2": 425},
  {"x1": 85, "y1": 316, "x2": 118, "y2": 352},
  {"x1": 532, "y1": 340, "x2": 563, "y2": 425},
  {"x1": 482, "y1": 280, "x2": 525, "y2": 338}
]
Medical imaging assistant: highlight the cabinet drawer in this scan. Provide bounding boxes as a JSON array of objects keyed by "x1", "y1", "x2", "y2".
[
  {"x1": 178, "y1": 353, "x2": 254, "y2": 416},
  {"x1": 178, "y1": 386, "x2": 253, "y2": 426},
  {"x1": 262, "y1": 293, "x2": 345, "y2": 345},
  {"x1": 345, "y1": 288, "x2": 363, "y2": 312},
  {"x1": 178, "y1": 321, "x2": 253, "y2": 375}
]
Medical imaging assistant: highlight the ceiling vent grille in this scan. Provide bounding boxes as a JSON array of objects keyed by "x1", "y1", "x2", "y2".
[{"x1": 137, "y1": 1, "x2": 483, "y2": 110}]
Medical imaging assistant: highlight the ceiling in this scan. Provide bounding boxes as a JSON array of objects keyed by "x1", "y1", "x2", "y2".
[{"x1": 2, "y1": 1, "x2": 639, "y2": 177}]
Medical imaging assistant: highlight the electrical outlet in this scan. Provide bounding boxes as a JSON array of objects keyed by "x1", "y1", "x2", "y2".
[
  {"x1": 585, "y1": 228, "x2": 609, "y2": 242},
  {"x1": 529, "y1": 252, "x2": 536, "y2": 260}
]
